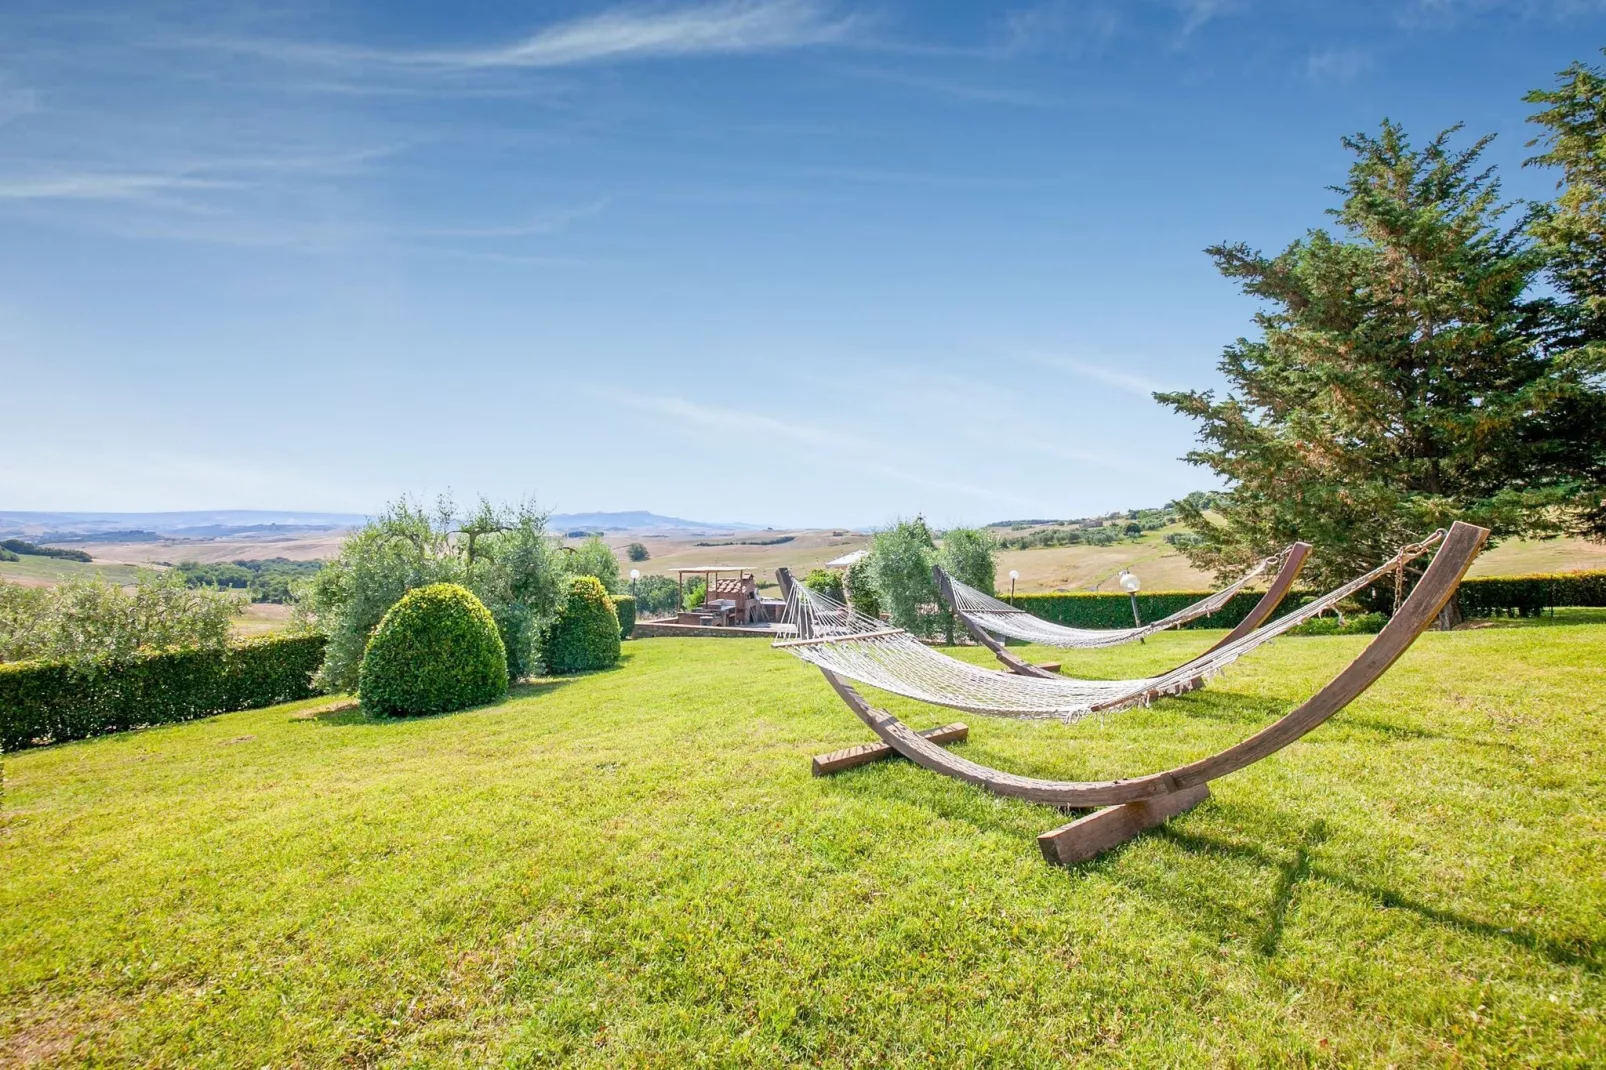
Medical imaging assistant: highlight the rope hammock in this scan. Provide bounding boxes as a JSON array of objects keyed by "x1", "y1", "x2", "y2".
[
  {"x1": 941, "y1": 553, "x2": 1279, "y2": 649},
  {"x1": 775, "y1": 532, "x2": 1445, "y2": 722}
]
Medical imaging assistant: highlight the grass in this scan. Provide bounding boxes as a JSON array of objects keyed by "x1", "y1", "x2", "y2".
[
  {"x1": 0, "y1": 555, "x2": 143, "y2": 588},
  {"x1": 1467, "y1": 535, "x2": 1606, "y2": 578},
  {"x1": 231, "y1": 601, "x2": 294, "y2": 638},
  {"x1": 2, "y1": 622, "x2": 1603, "y2": 1066},
  {"x1": 997, "y1": 525, "x2": 1215, "y2": 592}
]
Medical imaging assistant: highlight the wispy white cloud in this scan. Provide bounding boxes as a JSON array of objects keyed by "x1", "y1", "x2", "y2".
[
  {"x1": 199, "y1": 0, "x2": 858, "y2": 72},
  {"x1": 1174, "y1": 0, "x2": 1243, "y2": 38},
  {"x1": 609, "y1": 390, "x2": 1034, "y2": 506},
  {"x1": 1000, "y1": 0, "x2": 1123, "y2": 55},
  {"x1": 1023, "y1": 352, "x2": 1170, "y2": 397},
  {"x1": 0, "y1": 172, "x2": 242, "y2": 204},
  {"x1": 0, "y1": 147, "x2": 398, "y2": 211},
  {"x1": 410, "y1": 197, "x2": 610, "y2": 239},
  {"x1": 860, "y1": 366, "x2": 1165, "y2": 477},
  {"x1": 1305, "y1": 47, "x2": 1370, "y2": 83},
  {"x1": 1401, "y1": 0, "x2": 1606, "y2": 26},
  {"x1": 614, "y1": 391, "x2": 867, "y2": 449}
]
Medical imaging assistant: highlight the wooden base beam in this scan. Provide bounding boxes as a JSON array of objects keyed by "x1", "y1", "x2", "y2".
[
  {"x1": 811, "y1": 723, "x2": 969, "y2": 776},
  {"x1": 1035, "y1": 662, "x2": 1060, "y2": 673},
  {"x1": 1037, "y1": 783, "x2": 1210, "y2": 866}
]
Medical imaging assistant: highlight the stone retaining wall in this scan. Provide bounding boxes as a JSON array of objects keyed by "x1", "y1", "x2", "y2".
[{"x1": 631, "y1": 621, "x2": 781, "y2": 640}]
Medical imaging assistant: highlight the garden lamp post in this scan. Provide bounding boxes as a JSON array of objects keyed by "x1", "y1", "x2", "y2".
[
  {"x1": 1008, "y1": 569, "x2": 1019, "y2": 606},
  {"x1": 1119, "y1": 568, "x2": 1143, "y2": 641},
  {"x1": 629, "y1": 568, "x2": 640, "y2": 600}
]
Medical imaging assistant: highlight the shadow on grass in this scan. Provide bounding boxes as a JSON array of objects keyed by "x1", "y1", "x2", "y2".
[
  {"x1": 813, "y1": 748, "x2": 1600, "y2": 974},
  {"x1": 1168, "y1": 691, "x2": 1521, "y2": 752},
  {"x1": 306, "y1": 677, "x2": 585, "y2": 727},
  {"x1": 1466, "y1": 608, "x2": 1606, "y2": 629},
  {"x1": 1154, "y1": 824, "x2": 1602, "y2": 973}
]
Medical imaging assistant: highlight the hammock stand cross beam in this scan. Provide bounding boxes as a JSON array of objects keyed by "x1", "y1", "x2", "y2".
[{"x1": 782, "y1": 521, "x2": 1487, "y2": 865}]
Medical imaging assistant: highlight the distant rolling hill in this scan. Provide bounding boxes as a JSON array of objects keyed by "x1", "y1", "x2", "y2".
[
  {"x1": 0, "y1": 509, "x2": 765, "y2": 542},
  {"x1": 550, "y1": 511, "x2": 761, "y2": 533},
  {"x1": 0, "y1": 510, "x2": 369, "y2": 540}
]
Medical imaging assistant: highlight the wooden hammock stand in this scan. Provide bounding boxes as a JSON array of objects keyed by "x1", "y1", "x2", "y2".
[
  {"x1": 932, "y1": 542, "x2": 1314, "y2": 680},
  {"x1": 782, "y1": 522, "x2": 1487, "y2": 866}
]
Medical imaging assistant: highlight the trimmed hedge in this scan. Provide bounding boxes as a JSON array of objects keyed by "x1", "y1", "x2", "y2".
[
  {"x1": 1005, "y1": 570, "x2": 1606, "y2": 629},
  {"x1": 0, "y1": 634, "x2": 326, "y2": 751},
  {"x1": 612, "y1": 593, "x2": 637, "y2": 639},
  {"x1": 1457, "y1": 571, "x2": 1606, "y2": 618},
  {"x1": 359, "y1": 583, "x2": 507, "y2": 717},
  {"x1": 1009, "y1": 590, "x2": 1292, "y2": 631},
  {"x1": 547, "y1": 576, "x2": 621, "y2": 674}
]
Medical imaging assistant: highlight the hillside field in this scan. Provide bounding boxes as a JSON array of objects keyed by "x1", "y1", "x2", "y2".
[
  {"x1": 0, "y1": 555, "x2": 144, "y2": 588},
  {"x1": 9, "y1": 526, "x2": 1605, "y2": 610},
  {"x1": 3, "y1": 615, "x2": 1602, "y2": 1065}
]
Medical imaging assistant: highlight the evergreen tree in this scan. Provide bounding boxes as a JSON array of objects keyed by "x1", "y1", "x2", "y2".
[
  {"x1": 1526, "y1": 52, "x2": 1606, "y2": 539},
  {"x1": 1157, "y1": 121, "x2": 1587, "y2": 609}
]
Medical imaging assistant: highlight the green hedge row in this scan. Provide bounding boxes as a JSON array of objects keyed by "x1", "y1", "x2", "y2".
[
  {"x1": 0, "y1": 634, "x2": 326, "y2": 751},
  {"x1": 612, "y1": 593, "x2": 636, "y2": 638},
  {"x1": 1456, "y1": 571, "x2": 1606, "y2": 618},
  {"x1": 1008, "y1": 590, "x2": 1295, "y2": 631},
  {"x1": 1006, "y1": 570, "x2": 1606, "y2": 629}
]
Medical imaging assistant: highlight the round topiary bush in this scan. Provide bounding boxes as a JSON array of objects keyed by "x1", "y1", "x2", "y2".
[
  {"x1": 358, "y1": 583, "x2": 507, "y2": 716},
  {"x1": 611, "y1": 593, "x2": 636, "y2": 639},
  {"x1": 546, "y1": 576, "x2": 621, "y2": 674},
  {"x1": 844, "y1": 554, "x2": 881, "y2": 618}
]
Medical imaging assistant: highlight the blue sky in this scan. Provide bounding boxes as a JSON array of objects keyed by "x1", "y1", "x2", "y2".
[{"x1": 0, "y1": 1, "x2": 1599, "y2": 528}]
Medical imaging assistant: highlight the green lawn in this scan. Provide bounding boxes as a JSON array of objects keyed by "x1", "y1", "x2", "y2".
[{"x1": 3, "y1": 620, "x2": 1603, "y2": 1066}]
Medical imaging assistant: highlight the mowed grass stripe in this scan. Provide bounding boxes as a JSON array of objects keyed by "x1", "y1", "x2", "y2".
[{"x1": 2, "y1": 621, "x2": 1602, "y2": 1066}]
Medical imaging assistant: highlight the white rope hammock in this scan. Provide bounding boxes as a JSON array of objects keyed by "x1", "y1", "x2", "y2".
[
  {"x1": 775, "y1": 533, "x2": 1444, "y2": 722},
  {"x1": 944, "y1": 554, "x2": 1277, "y2": 649}
]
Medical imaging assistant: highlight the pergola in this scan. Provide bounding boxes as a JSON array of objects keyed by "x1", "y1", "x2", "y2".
[{"x1": 673, "y1": 564, "x2": 753, "y2": 603}]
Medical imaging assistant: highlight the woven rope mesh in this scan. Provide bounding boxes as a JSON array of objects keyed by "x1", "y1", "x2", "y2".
[
  {"x1": 776, "y1": 533, "x2": 1443, "y2": 722},
  {"x1": 943, "y1": 554, "x2": 1276, "y2": 649}
]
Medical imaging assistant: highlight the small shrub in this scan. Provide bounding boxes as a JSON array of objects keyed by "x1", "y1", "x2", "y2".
[
  {"x1": 546, "y1": 576, "x2": 621, "y2": 674},
  {"x1": 297, "y1": 496, "x2": 566, "y2": 693},
  {"x1": 938, "y1": 528, "x2": 997, "y2": 595},
  {"x1": 565, "y1": 536, "x2": 621, "y2": 593},
  {"x1": 803, "y1": 568, "x2": 845, "y2": 602},
  {"x1": 358, "y1": 583, "x2": 507, "y2": 716},
  {"x1": 1, "y1": 571, "x2": 237, "y2": 665},
  {"x1": 626, "y1": 542, "x2": 650, "y2": 562},
  {"x1": 1286, "y1": 612, "x2": 1387, "y2": 636},
  {"x1": 612, "y1": 593, "x2": 637, "y2": 638},
  {"x1": 844, "y1": 555, "x2": 881, "y2": 618},
  {"x1": 631, "y1": 575, "x2": 682, "y2": 616},
  {"x1": 869, "y1": 519, "x2": 941, "y2": 637}
]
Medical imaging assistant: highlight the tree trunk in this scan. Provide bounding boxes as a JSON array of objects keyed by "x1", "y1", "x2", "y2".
[{"x1": 1435, "y1": 597, "x2": 1464, "y2": 631}]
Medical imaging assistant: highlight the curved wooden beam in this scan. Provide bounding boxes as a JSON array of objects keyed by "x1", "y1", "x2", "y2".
[
  {"x1": 820, "y1": 522, "x2": 1487, "y2": 809},
  {"x1": 1202, "y1": 542, "x2": 1312, "y2": 654}
]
